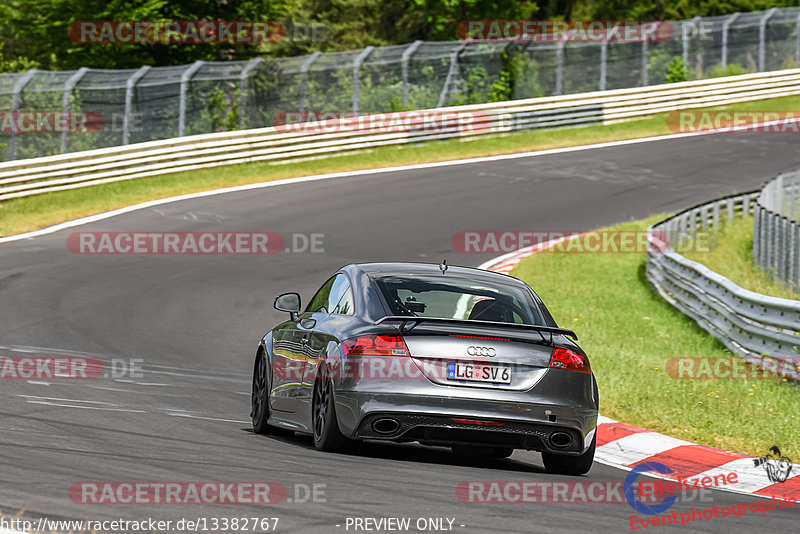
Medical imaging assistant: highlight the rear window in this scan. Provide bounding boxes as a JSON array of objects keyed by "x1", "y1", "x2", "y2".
[{"x1": 372, "y1": 274, "x2": 544, "y2": 325}]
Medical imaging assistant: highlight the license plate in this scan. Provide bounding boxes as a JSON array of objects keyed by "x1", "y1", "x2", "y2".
[{"x1": 447, "y1": 361, "x2": 511, "y2": 384}]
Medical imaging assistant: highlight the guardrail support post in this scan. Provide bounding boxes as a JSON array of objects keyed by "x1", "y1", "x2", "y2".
[
  {"x1": 437, "y1": 41, "x2": 468, "y2": 108},
  {"x1": 298, "y1": 51, "x2": 321, "y2": 113},
  {"x1": 122, "y1": 66, "x2": 150, "y2": 145},
  {"x1": 721, "y1": 13, "x2": 740, "y2": 68},
  {"x1": 60, "y1": 67, "x2": 89, "y2": 154},
  {"x1": 239, "y1": 58, "x2": 263, "y2": 130},
  {"x1": 401, "y1": 41, "x2": 423, "y2": 109},
  {"x1": 178, "y1": 60, "x2": 204, "y2": 137},
  {"x1": 353, "y1": 46, "x2": 375, "y2": 114},
  {"x1": 8, "y1": 68, "x2": 37, "y2": 161},
  {"x1": 759, "y1": 8, "x2": 778, "y2": 72}
]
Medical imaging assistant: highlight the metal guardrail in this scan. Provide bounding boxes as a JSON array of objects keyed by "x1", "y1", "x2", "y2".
[
  {"x1": 753, "y1": 169, "x2": 800, "y2": 290},
  {"x1": 647, "y1": 190, "x2": 800, "y2": 380},
  {"x1": 2, "y1": 68, "x2": 800, "y2": 202}
]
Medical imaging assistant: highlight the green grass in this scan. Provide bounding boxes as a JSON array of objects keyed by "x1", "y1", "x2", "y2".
[
  {"x1": 4, "y1": 93, "x2": 800, "y2": 237},
  {"x1": 684, "y1": 214, "x2": 800, "y2": 300},
  {"x1": 511, "y1": 217, "x2": 800, "y2": 458}
]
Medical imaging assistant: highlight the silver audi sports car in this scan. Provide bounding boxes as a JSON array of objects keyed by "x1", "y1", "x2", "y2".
[{"x1": 251, "y1": 262, "x2": 598, "y2": 475}]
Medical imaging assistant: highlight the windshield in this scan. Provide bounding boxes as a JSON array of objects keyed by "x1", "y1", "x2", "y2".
[{"x1": 372, "y1": 274, "x2": 543, "y2": 325}]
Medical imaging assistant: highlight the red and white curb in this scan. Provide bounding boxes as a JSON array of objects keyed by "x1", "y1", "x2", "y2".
[{"x1": 481, "y1": 245, "x2": 799, "y2": 501}]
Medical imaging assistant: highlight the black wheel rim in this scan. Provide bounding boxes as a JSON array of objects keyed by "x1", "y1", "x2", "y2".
[
  {"x1": 252, "y1": 354, "x2": 267, "y2": 423},
  {"x1": 313, "y1": 367, "x2": 329, "y2": 441}
]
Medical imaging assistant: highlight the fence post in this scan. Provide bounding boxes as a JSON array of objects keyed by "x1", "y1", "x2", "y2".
[
  {"x1": 60, "y1": 67, "x2": 88, "y2": 154},
  {"x1": 721, "y1": 13, "x2": 740, "y2": 67},
  {"x1": 555, "y1": 41, "x2": 565, "y2": 95},
  {"x1": 762, "y1": 207, "x2": 769, "y2": 275},
  {"x1": 796, "y1": 14, "x2": 800, "y2": 67},
  {"x1": 401, "y1": 41, "x2": 423, "y2": 109},
  {"x1": 780, "y1": 216, "x2": 789, "y2": 284},
  {"x1": 753, "y1": 203, "x2": 761, "y2": 266},
  {"x1": 352, "y1": 46, "x2": 375, "y2": 114},
  {"x1": 641, "y1": 38, "x2": 649, "y2": 86},
  {"x1": 759, "y1": 8, "x2": 778, "y2": 72},
  {"x1": 791, "y1": 221, "x2": 799, "y2": 291},
  {"x1": 178, "y1": 60, "x2": 204, "y2": 137},
  {"x1": 298, "y1": 51, "x2": 322, "y2": 113},
  {"x1": 122, "y1": 66, "x2": 150, "y2": 145},
  {"x1": 8, "y1": 69, "x2": 37, "y2": 161},
  {"x1": 239, "y1": 58, "x2": 264, "y2": 129},
  {"x1": 682, "y1": 17, "x2": 701, "y2": 71},
  {"x1": 600, "y1": 40, "x2": 608, "y2": 91},
  {"x1": 436, "y1": 41, "x2": 467, "y2": 108}
]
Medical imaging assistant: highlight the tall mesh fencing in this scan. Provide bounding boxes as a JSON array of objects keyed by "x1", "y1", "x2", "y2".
[{"x1": 2, "y1": 6, "x2": 800, "y2": 161}]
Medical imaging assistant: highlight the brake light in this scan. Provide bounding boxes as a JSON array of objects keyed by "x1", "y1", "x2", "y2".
[
  {"x1": 342, "y1": 334, "x2": 410, "y2": 356},
  {"x1": 549, "y1": 346, "x2": 590, "y2": 373}
]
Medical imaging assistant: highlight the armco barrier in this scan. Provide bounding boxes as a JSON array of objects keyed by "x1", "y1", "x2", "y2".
[
  {"x1": 2, "y1": 68, "x2": 800, "y2": 201},
  {"x1": 647, "y1": 190, "x2": 800, "y2": 380}
]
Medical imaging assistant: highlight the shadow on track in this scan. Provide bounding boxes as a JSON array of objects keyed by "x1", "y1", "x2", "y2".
[{"x1": 243, "y1": 428, "x2": 548, "y2": 474}]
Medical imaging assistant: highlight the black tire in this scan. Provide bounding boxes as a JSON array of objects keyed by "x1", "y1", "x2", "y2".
[
  {"x1": 312, "y1": 364, "x2": 355, "y2": 452},
  {"x1": 489, "y1": 447, "x2": 514, "y2": 459},
  {"x1": 251, "y1": 351, "x2": 293, "y2": 436},
  {"x1": 542, "y1": 434, "x2": 596, "y2": 476}
]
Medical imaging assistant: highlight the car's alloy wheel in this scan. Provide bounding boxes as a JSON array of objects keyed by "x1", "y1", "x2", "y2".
[
  {"x1": 251, "y1": 351, "x2": 292, "y2": 435},
  {"x1": 312, "y1": 364, "x2": 353, "y2": 452}
]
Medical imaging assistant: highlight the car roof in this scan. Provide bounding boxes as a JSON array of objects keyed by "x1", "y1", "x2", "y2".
[{"x1": 342, "y1": 262, "x2": 527, "y2": 287}]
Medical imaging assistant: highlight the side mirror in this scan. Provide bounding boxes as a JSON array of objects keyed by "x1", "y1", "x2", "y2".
[{"x1": 274, "y1": 292, "x2": 301, "y2": 321}]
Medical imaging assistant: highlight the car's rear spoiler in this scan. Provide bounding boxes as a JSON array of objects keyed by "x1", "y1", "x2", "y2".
[{"x1": 375, "y1": 315, "x2": 578, "y2": 341}]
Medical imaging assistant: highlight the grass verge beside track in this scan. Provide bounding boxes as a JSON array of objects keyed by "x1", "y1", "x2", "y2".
[
  {"x1": 4, "y1": 94, "x2": 800, "y2": 237},
  {"x1": 684, "y1": 215, "x2": 800, "y2": 300},
  {"x1": 511, "y1": 216, "x2": 799, "y2": 459}
]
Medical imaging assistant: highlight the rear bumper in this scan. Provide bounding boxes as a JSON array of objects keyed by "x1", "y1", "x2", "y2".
[{"x1": 333, "y1": 389, "x2": 597, "y2": 455}]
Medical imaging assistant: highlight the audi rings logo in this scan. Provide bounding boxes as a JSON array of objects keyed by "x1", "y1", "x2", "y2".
[{"x1": 467, "y1": 346, "x2": 496, "y2": 357}]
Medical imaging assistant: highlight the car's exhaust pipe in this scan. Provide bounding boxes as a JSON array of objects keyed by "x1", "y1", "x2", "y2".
[
  {"x1": 372, "y1": 418, "x2": 401, "y2": 435},
  {"x1": 549, "y1": 431, "x2": 573, "y2": 449}
]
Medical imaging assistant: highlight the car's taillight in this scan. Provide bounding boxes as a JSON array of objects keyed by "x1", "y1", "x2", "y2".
[
  {"x1": 341, "y1": 334, "x2": 410, "y2": 356},
  {"x1": 549, "y1": 346, "x2": 590, "y2": 373}
]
